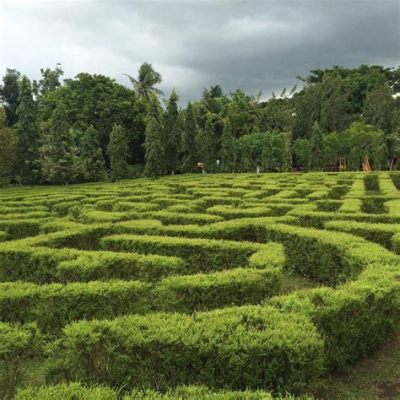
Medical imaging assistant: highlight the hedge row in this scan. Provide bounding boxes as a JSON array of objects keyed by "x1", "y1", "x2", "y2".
[
  {"x1": 206, "y1": 205, "x2": 272, "y2": 219},
  {"x1": 0, "y1": 322, "x2": 41, "y2": 399},
  {"x1": 200, "y1": 217, "x2": 399, "y2": 285},
  {"x1": 269, "y1": 260, "x2": 400, "y2": 370},
  {"x1": 364, "y1": 173, "x2": 380, "y2": 191},
  {"x1": 0, "y1": 280, "x2": 151, "y2": 331},
  {"x1": 56, "y1": 251, "x2": 185, "y2": 283},
  {"x1": 15, "y1": 383, "x2": 314, "y2": 399},
  {"x1": 325, "y1": 219, "x2": 399, "y2": 249},
  {"x1": 47, "y1": 306, "x2": 324, "y2": 393},
  {"x1": 0, "y1": 261, "x2": 284, "y2": 330},
  {"x1": 145, "y1": 210, "x2": 224, "y2": 225},
  {"x1": 0, "y1": 238, "x2": 185, "y2": 283},
  {"x1": 289, "y1": 209, "x2": 400, "y2": 229},
  {"x1": 0, "y1": 230, "x2": 8, "y2": 242},
  {"x1": 155, "y1": 267, "x2": 282, "y2": 313},
  {"x1": 0, "y1": 219, "x2": 41, "y2": 239},
  {"x1": 101, "y1": 234, "x2": 261, "y2": 273}
]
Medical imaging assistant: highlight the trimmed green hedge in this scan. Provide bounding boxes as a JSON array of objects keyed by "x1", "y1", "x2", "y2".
[
  {"x1": 145, "y1": 210, "x2": 224, "y2": 225},
  {"x1": 0, "y1": 322, "x2": 41, "y2": 399},
  {"x1": 47, "y1": 306, "x2": 324, "y2": 393},
  {"x1": 270, "y1": 262, "x2": 400, "y2": 370},
  {"x1": 206, "y1": 218, "x2": 398, "y2": 285},
  {"x1": 56, "y1": 251, "x2": 185, "y2": 283},
  {"x1": 155, "y1": 267, "x2": 282, "y2": 312},
  {"x1": 0, "y1": 219, "x2": 41, "y2": 239},
  {"x1": 206, "y1": 205, "x2": 272, "y2": 219},
  {"x1": 0, "y1": 280, "x2": 151, "y2": 331},
  {"x1": 325, "y1": 219, "x2": 399, "y2": 249},
  {"x1": 101, "y1": 234, "x2": 260, "y2": 273},
  {"x1": 15, "y1": 383, "x2": 116, "y2": 400},
  {"x1": 15, "y1": 383, "x2": 313, "y2": 399}
]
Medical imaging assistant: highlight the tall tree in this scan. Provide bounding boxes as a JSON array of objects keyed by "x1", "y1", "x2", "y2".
[
  {"x1": 144, "y1": 96, "x2": 164, "y2": 177},
  {"x1": 0, "y1": 107, "x2": 18, "y2": 183},
  {"x1": 363, "y1": 85, "x2": 394, "y2": 134},
  {"x1": 107, "y1": 124, "x2": 129, "y2": 181},
  {"x1": 40, "y1": 102, "x2": 77, "y2": 184},
  {"x1": 181, "y1": 102, "x2": 198, "y2": 173},
  {"x1": 16, "y1": 76, "x2": 40, "y2": 183},
  {"x1": 33, "y1": 64, "x2": 64, "y2": 96},
  {"x1": 0, "y1": 68, "x2": 21, "y2": 127},
  {"x1": 79, "y1": 125, "x2": 107, "y2": 182},
  {"x1": 196, "y1": 113, "x2": 217, "y2": 172},
  {"x1": 309, "y1": 122, "x2": 324, "y2": 170},
  {"x1": 219, "y1": 118, "x2": 235, "y2": 172},
  {"x1": 163, "y1": 90, "x2": 181, "y2": 174},
  {"x1": 125, "y1": 63, "x2": 164, "y2": 101}
]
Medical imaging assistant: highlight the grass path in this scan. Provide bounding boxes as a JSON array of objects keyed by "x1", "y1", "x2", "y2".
[{"x1": 317, "y1": 332, "x2": 400, "y2": 399}]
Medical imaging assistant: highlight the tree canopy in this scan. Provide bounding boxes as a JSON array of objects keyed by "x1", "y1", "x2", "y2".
[{"x1": 1, "y1": 63, "x2": 399, "y2": 185}]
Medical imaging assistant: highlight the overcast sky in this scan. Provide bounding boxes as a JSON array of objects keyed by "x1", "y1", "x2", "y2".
[{"x1": 1, "y1": 0, "x2": 399, "y2": 103}]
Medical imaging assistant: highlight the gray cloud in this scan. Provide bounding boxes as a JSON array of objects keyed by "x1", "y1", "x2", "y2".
[{"x1": 1, "y1": 0, "x2": 399, "y2": 103}]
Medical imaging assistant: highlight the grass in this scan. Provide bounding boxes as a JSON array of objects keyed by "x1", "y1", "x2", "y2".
[{"x1": 317, "y1": 332, "x2": 400, "y2": 399}]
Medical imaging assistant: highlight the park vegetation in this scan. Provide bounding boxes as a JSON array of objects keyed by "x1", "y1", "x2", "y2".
[{"x1": 0, "y1": 64, "x2": 399, "y2": 185}]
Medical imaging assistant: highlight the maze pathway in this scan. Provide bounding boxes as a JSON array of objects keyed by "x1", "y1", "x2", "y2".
[{"x1": 1, "y1": 172, "x2": 400, "y2": 397}]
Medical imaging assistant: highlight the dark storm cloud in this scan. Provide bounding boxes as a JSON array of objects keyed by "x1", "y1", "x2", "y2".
[{"x1": 1, "y1": 0, "x2": 399, "y2": 103}]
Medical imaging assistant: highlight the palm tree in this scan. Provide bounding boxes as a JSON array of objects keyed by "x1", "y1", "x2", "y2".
[{"x1": 124, "y1": 63, "x2": 164, "y2": 101}]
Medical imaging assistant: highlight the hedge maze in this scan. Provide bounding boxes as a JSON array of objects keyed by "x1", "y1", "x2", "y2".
[{"x1": 1, "y1": 172, "x2": 400, "y2": 398}]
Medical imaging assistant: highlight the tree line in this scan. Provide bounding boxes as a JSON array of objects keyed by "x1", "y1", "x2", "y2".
[{"x1": 0, "y1": 63, "x2": 399, "y2": 185}]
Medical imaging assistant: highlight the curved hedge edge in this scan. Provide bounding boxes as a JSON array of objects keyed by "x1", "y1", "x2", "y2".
[
  {"x1": 46, "y1": 305, "x2": 325, "y2": 394},
  {"x1": 325, "y1": 219, "x2": 399, "y2": 249},
  {"x1": 15, "y1": 383, "x2": 315, "y2": 399},
  {"x1": 268, "y1": 261, "x2": 400, "y2": 370},
  {"x1": 0, "y1": 321, "x2": 42, "y2": 399},
  {"x1": 155, "y1": 267, "x2": 282, "y2": 313}
]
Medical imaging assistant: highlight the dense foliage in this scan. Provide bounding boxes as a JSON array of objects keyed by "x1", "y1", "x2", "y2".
[
  {"x1": 0, "y1": 64, "x2": 399, "y2": 184},
  {"x1": 1, "y1": 172, "x2": 400, "y2": 398}
]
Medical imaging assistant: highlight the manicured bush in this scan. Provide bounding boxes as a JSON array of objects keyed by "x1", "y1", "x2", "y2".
[
  {"x1": 206, "y1": 205, "x2": 272, "y2": 219},
  {"x1": 15, "y1": 383, "x2": 313, "y2": 399},
  {"x1": 80, "y1": 210, "x2": 140, "y2": 223},
  {"x1": 127, "y1": 385, "x2": 313, "y2": 399},
  {"x1": 0, "y1": 322, "x2": 41, "y2": 399},
  {"x1": 47, "y1": 306, "x2": 324, "y2": 393},
  {"x1": 146, "y1": 210, "x2": 223, "y2": 225},
  {"x1": 155, "y1": 267, "x2": 282, "y2": 312},
  {"x1": 15, "y1": 383, "x2": 116, "y2": 400},
  {"x1": 0, "y1": 219, "x2": 41, "y2": 239},
  {"x1": 325, "y1": 220, "x2": 398, "y2": 249},
  {"x1": 0, "y1": 280, "x2": 151, "y2": 331},
  {"x1": 361, "y1": 196, "x2": 386, "y2": 214},
  {"x1": 101, "y1": 234, "x2": 260, "y2": 273},
  {"x1": 270, "y1": 262, "x2": 400, "y2": 370},
  {"x1": 56, "y1": 251, "x2": 185, "y2": 282},
  {"x1": 364, "y1": 173, "x2": 380, "y2": 191}
]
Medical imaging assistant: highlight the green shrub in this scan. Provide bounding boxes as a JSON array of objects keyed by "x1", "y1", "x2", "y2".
[
  {"x1": 47, "y1": 306, "x2": 324, "y2": 393},
  {"x1": 15, "y1": 383, "x2": 313, "y2": 400},
  {"x1": 249, "y1": 243, "x2": 285, "y2": 269},
  {"x1": 270, "y1": 263, "x2": 400, "y2": 370},
  {"x1": 0, "y1": 219, "x2": 41, "y2": 239},
  {"x1": 15, "y1": 383, "x2": 116, "y2": 400},
  {"x1": 325, "y1": 220, "x2": 398, "y2": 249},
  {"x1": 206, "y1": 205, "x2": 272, "y2": 219},
  {"x1": 155, "y1": 267, "x2": 282, "y2": 312},
  {"x1": 101, "y1": 234, "x2": 259, "y2": 273},
  {"x1": 0, "y1": 322, "x2": 41, "y2": 399},
  {"x1": 364, "y1": 174, "x2": 380, "y2": 191},
  {"x1": 361, "y1": 196, "x2": 386, "y2": 214},
  {"x1": 56, "y1": 251, "x2": 185, "y2": 282},
  {"x1": 146, "y1": 210, "x2": 223, "y2": 225},
  {"x1": 127, "y1": 385, "x2": 313, "y2": 399},
  {"x1": 0, "y1": 280, "x2": 151, "y2": 331}
]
